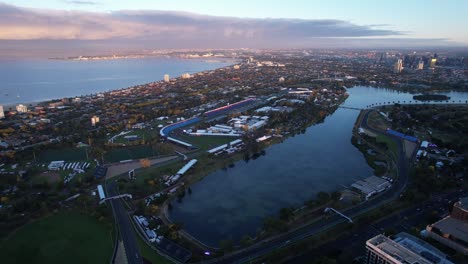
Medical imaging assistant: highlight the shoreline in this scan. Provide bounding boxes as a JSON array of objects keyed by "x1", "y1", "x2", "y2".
[{"x1": 0, "y1": 58, "x2": 238, "y2": 108}]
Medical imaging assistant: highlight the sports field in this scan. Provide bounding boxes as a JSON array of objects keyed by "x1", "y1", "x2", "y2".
[
  {"x1": 105, "y1": 145, "x2": 156, "y2": 163},
  {"x1": 177, "y1": 134, "x2": 236, "y2": 150},
  {"x1": 37, "y1": 148, "x2": 88, "y2": 162},
  {"x1": 0, "y1": 211, "x2": 113, "y2": 264}
]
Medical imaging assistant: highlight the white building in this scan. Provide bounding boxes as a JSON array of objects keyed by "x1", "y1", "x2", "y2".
[
  {"x1": 16, "y1": 104, "x2": 28, "y2": 113},
  {"x1": 91, "y1": 115, "x2": 100, "y2": 126},
  {"x1": 0, "y1": 105, "x2": 4, "y2": 119},
  {"x1": 181, "y1": 73, "x2": 191, "y2": 79},
  {"x1": 394, "y1": 59, "x2": 403, "y2": 73},
  {"x1": 365, "y1": 233, "x2": 453, "y2": 264},
  {"x1": 417, "y1": 60, "x2": 424, "y2": 70},
  {"x1": 164, "y1": 74, "x2": 170, "y2": 82}
]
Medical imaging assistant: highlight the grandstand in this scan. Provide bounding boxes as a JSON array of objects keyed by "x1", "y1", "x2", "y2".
[
  {"x1": 204, "y1": 98, "x2": 256, "y2": 118},
  {"x1": 386, "y1": 129, "x2": 418, "y2": 142},
  {"x1": 159, "y1": 99, "x2": 256, "y2": 147}
]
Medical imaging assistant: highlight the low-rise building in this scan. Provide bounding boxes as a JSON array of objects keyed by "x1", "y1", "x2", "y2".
[
  {"x1": 425, "y1": 197, "x2": 468, "y2": 255},
  {"x1": 351, "y1": 176, "x2": 391, "y2": 199},
  {"x1": 16, "y1": 104, "x2": 28, "y2": 113}
]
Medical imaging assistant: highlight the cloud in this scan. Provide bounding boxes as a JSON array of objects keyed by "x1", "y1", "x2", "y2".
[
  {"x1": 0, "y1": 3, "x2": 400, "y2": 41},
  {"x1": 65, "y1": 1, "x2": 98, "y2": 5},
  {"x1": 0, "y1": 3, "x2": 461, "y2": 57}
]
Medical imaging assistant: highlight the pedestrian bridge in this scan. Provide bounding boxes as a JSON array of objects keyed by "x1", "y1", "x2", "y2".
[
  {"x1": 100, "y1": 194, "x2": 132, "y2": 205},
  {"x1": 338, "y1": 106, "x2": 363, "y2": 111},
  {"x1": 324, "y1": 207, "x2": 353, "y2": 223}
]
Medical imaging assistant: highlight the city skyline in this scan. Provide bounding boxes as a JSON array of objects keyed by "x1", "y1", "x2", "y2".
[{"x1": 0, "y1": 1, "x2": 467, "y2": 57}]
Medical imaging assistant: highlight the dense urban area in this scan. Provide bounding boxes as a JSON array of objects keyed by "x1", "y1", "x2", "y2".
[{"x1": 0, "y1": 49, "x2": 467, "y2": 264}]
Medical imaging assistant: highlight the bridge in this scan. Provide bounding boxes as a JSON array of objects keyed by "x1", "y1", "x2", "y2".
[
  {"x1": 100, "y1": 193, "x2": 132, "y2": 205},
  {"x1": 324, "y1": 207, "x2": 353, "y2": 223},
  {"x1": 338, "y1": 106, "x2": 363, "y2": 111},
  {"x1": 175, "y1": 150, "x2": 188, "y2": 161}
]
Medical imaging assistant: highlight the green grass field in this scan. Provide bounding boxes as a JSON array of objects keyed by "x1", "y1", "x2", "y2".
[
  {"x1": 105, "y1": 145, "x2": 157, "y2": 163},
  {"x1": 113, "y1": 129, "x2": 158, "y2": 144},
  {"x1": 136, "y1": 236, "x2": 171, "y2": 264},
  {"x1": 0, "y1": 211, "x2": 113, "y2": 264},
  {"x1": 37, "y1": 148, "x2": 88, "y2": 162},
  {"x1": 177, "y1": 135, "x2": 236, "y2": 150},
  {"x1": 376, "y1": 134, "x2": 399, "y2": 159}
]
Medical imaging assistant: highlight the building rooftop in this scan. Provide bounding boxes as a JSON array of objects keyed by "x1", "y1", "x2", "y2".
[
  {"x1": 431, "y1": 216, "x2": 468, "y2": 243},
  {"x1": 367, "y1": 234, "x2": 432, "y2": 264},
  {"x1": 351, "y1": 176, "x2": 391, "y2": 196},
  {"x1": 457, "y1": 196, "x2": 468, "y2": 211},
  {"x1": 393, "y1": 232, "x2": 452, "y2": 264}
]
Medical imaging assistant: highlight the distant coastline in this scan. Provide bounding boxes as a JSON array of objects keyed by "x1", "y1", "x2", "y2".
[
  {"x1": 0, "y1": 57, "x2": 235, "y2": 106},
  {"x1": 49, "y1": 54, "x2": 148, "y2": 61},
  {"x1": 49, "y1": 53, "x2": 235, "y2": 62}
]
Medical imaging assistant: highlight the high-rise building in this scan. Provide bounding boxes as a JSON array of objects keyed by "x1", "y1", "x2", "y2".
[
  {"x1": 16, "y1": 104, "x2": 28, "y2": 113},
  {"x1": 430, "y1": 58, "x2": 437, "y2": 68},
  {"x1": 164, "y1": 74, "x2": 170, "y2": 82},
  {"x1": 91, "y1": 115, "x2": 100, "y2": 126},
  {"x1": 417, "y1": 60, "x2": 424, "y2": 70},
  {"x1": 0, "y1": 105, "x2": 4, "y2": 119},
  {"x1": 365, "y1": 233, "x2": 453, "y2": 264},
  {"x1": 393, "y1": 59, "x2": 403, "y2": 73}
]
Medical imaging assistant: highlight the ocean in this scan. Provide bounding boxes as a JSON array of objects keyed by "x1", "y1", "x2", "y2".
[{"x1": 0, "y1": 57, "x2": 233, "y2": 106}]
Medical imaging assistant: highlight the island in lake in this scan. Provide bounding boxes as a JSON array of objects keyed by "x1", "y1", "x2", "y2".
[{"x1": 413, "y1": 94, "x2": 450, "y2": 101}]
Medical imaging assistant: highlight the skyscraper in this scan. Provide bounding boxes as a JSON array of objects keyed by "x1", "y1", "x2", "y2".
[
  {"x1": 417, "y1": 60, "x2": 424, "y2": 70},
  {"x1": 393, "y1": 59, "x2": 403, "y2": 73},
  {"x1": 430, "y1": 58, "x2": 437, "y2": 68},
  {"x1": 164, "y1": 74, "x2": 170, "y2": 82},
  {"x1": 91, "y1": 115, "x2": 100, "y2": 126},
  {"x1": 0, "y1": 105, "x2": 4, "y2": 119}
]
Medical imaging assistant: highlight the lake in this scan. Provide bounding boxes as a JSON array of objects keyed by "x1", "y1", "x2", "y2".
[{"x1": 169, "y1": 86, "x2": 468, "y2": 247}]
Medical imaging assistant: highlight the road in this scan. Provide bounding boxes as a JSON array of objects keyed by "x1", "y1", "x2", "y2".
[
  {"x1": 286, "y1": 189, "x2": 467, "y2": 263},
  {"x1": 201, "y1": 109, "x2": 415, "y2": 264},
  {"x1": 106, "y1": 182, "x2": 143, "y2": 264}
]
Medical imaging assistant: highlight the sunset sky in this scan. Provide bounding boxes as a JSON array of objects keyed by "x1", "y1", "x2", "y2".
[{"x1": 1, "y1": 0, "x2": 466, "y2": 57}]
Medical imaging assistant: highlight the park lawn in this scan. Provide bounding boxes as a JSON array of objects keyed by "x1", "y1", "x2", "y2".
[
  {"x1": 368, "y1": 111, "x2": 391, "y2": 131},
  {"x1": 376, "y1": 134, "x2": 399, "y2": 159},
  {"x1": 136, "y1": 236, "x2": 172, "y2": 264},
  {"x1": 105, "y1": 145, "x2": 157, "y2": 163},
  {"x1": 177, "y1": 135, "x2": 236, "y2": 150},
  {"x1": 0, "y1": 211, "x2": 113, "y2": 264},
  {"x1": 135, "y1": 161, "x2": 182, "y2": 187},
  {"x1": 37, "y1": 148, "x2": 88, "y2": 163},
  {"x1": 113, "y1": 128, "x2": 159, "y2": 144}
]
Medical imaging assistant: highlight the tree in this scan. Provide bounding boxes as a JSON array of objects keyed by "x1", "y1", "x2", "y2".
[
  {"x1": 219, "y1": 239, "x2": 234, "y2": 252},
  {"x1": 331, "y1": 191, "x2": 341, "y2": 201},
  {"x1": 317, "y1": 191, "x2": 330, "y2": 205},
  {"x1": 240, "y1": 235, "x2": 252, "y2": 247},
  {"x1": 140, "y1": 158, "x2": 151, "y2": 168},
  {"x1": 279, "y1": 207, "x2": 294, "y2": 221}
]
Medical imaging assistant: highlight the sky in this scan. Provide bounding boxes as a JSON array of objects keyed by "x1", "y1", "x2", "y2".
[{"x1": 0, "y1": 0, "x2": 467, "y2": 57}]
